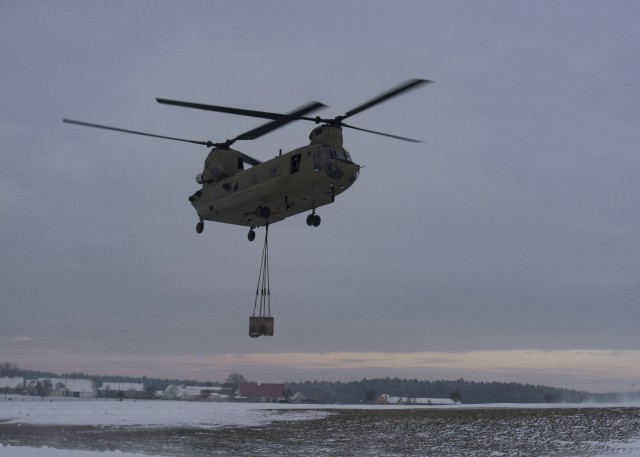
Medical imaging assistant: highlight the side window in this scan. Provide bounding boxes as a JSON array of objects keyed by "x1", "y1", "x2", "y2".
[
  {"x1": 313, "y1": 149, "x2": 322, "y2": 171},
  {"x1": 290, "y1": 154, "x2": 301, "y2": 174}
]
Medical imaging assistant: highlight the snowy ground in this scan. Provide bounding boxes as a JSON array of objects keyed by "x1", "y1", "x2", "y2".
[
  {"x1": 0, "y1": 399, "x2": 329, "y2": 456},
  {"x1": 0, "y1": 397, "x2": 329, "y2": 428},
  {"x1": 1, "y1": 399, "x2": 640, "y2": 456},
  {"x1": 1, "y1": 447, "x2": 150, "y2": 457}
]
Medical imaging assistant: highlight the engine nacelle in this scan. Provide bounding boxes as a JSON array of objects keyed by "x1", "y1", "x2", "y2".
[
  {"x1": 204, "y1": 164, "x2": 227, "y2": 183},
  {"x1": 200, "y1": 149, "x2": 244, "y2": 184}
]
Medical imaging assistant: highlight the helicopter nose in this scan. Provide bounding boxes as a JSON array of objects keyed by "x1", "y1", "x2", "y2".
[
  {"x1": 323, "y1": 159, "x2": 359, "y2": 186},
  {"x1": 343, "y1": 162, "x2": 360, "y2": 186}
]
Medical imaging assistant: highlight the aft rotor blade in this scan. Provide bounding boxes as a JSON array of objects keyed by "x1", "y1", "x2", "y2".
[
  {"x1": 241, "y1": 153, "x2": 261, "y2": 167},
  {"x1": 233, "y1": 101, "x2": 327, "y2": 141},
  {"x1": 63, "y1": 119, "x2": 212, "y2": 147},
  {"x1": 231, "y1": 101, "x2": 327, "y2": 165},
  {"x1": 341, "y1": 121, "x2": 423, "y2": 143},
  {"x1": 341, "y1": 79, "x2": 432, "y2": 120}
]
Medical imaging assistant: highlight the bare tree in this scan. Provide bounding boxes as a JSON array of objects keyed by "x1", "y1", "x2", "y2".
[
  {"x1": 222, "y1": 373, "x2": 246, "y2": 397},
  {"x1": 366, "y1": 390, "x2": 376, "y2": 403},
  {"x1": 36, "y1": 380, "x2": 52, "y2": 398},
  {"x1": 0, "y1": 362, "x2": 19, "y2": 377}
]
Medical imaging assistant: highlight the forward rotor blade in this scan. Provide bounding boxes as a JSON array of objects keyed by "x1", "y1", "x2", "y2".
[
  {"x1": 63, "y1": 119, "x2": 212, "y2": 147},
  {"x1": 156, "y1": 98, "x2": 320, "y2": 123},
  {"x1": 233, "y1": 101, "x2": 327, "y2": 141},
  {"x1": 341, "y1": 79, "x2": 432, "y2": 120},
  {"x1": 340, "y1": 122, "x2": 423, "y2": 143}
]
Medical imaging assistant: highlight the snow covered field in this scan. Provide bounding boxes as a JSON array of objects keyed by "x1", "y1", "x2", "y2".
[
  {"x1": 1, "y1": 399, "x2": 640, "y2": 456},
  {"x1": 1, "y1": 447, "x2": 151, "y2": 457},
  {"x1": 0, "y1": 400, "x2": 329, "y2": 456},
  {"x1": 0, "y1": 398, "x2": 329, "y2": 428}
]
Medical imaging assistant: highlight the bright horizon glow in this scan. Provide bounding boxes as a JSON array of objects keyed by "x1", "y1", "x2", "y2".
[{"x1": 4, "y1": 348, "x2": 639, "y2": 394}]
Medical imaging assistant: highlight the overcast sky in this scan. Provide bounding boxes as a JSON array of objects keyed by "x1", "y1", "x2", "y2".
[{"x1": 2, "y1": 1, "x2": 639, "y2": 393}]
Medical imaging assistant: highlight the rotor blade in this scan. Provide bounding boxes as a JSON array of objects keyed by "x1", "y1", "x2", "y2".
[
  {"x1": 232, "y1": 101, "x2": 327, "y2": 165},
  {"x1": 341, "y1": 79, "x2": 432, "y2": 120},
  {"x1": 63, "y1": 119, "x2": 212, "y2": 147},
  {"x1": 240, "y1": 152, "x2": 261, "y2": 167},
  {"x1": 233, "y1": 101, "x2": 327, "y2": 141},
  {"x1": 156, "y1": 98, "x2": 320, "y2": 123},
  {"x1": 340, "y1": 121, "x2": 423, "y2": 143}
]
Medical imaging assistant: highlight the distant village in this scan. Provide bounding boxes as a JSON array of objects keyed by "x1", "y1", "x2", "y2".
[
  {"x1": 0, "y1": 375, "x2": 457, "y2": 405},
  {"x1": 0, "y1": 375, "x2": 292, "y2": 403}
]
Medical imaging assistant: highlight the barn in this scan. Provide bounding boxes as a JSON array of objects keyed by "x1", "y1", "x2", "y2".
[{"x1": 238, "y1": 382, "x2": 287, "y2": 403}]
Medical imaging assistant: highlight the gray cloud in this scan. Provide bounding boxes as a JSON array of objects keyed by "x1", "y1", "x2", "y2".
[{"x1": 1, "y1": 1, "x2": 639, "y2": 388}]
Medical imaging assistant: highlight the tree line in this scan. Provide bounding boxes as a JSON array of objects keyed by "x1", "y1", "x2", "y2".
[{"x1": 286, "y1": 378, "x2": 626, "y2": 404}]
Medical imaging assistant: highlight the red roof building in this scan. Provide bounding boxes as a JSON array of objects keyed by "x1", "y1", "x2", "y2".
[{"x1": 238, "y1": 382, "x2": 287, "y2": 402}]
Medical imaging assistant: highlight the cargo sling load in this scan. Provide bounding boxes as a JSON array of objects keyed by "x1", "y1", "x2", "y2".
[{"x1": 250, "y1": 224, "x2": 274, "y2": 337}]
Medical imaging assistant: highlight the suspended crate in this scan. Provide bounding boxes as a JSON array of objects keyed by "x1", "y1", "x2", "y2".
[{"x1": 249, "y1": 315, "x2": 274, "y2": 338}]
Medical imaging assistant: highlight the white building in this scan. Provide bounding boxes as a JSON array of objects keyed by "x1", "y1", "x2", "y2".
[
  {"x1": 163, "y1": 384, "x2": 224, "y2": 401},
  {"x1": 0, "y1": 376, "x2": 24, "y2": 391},
  {"x1": 100, "y1": 382, "x2": 145, "y2": 398},
  {"x1": 376, "y1": 394, "x2": 459, "y2": 405}
]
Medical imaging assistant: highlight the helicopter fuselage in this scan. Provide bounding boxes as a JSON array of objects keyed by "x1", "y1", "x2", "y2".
[
  {"x1": 189, "y1": 125, "x2": 360, "y2": 229},
  {"x1": 64, "y1": 79, "x2": 429, "y2": 238}
]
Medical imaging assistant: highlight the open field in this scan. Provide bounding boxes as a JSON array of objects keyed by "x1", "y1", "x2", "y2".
[{"x1": 2, "y1": 400, "x2": 640, "y2": 456}]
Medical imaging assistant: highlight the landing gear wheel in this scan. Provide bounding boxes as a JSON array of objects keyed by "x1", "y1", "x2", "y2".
[
  {"x1": 306, "y1": 213, "x2": 321, "y2": 227},
  {"x1": 248, "y1": 229, "x2": 256, "y2": 242},
  {"x1": 256, "y1": 206, "x2": 271, "y2": 219},
  {"x1": 196, "y1": 221, "x2": 204, "y2": 234}
]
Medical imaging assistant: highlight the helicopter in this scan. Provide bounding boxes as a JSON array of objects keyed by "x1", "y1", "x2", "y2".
[{"x1": 64, "y1": 79, "x2": 431, "y2": 241}]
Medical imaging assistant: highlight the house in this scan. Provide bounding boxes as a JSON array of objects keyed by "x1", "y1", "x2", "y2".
[
  {"x1": 162, "y1": 384, "x2": 224, "y2": 401},
  {"x1": 162, "y1": 384, "x2": 180, "y2": 399},
  {"x1": 376, "y1": 394, "x2": 459, "y2": 405},
  {"x1": 26, "y1": 378, "x2": 96, "y2": 398},
  {"x1": 289, "y1": 392, "x2": 305, "y2": 404},
  {"x1": 100, "y1": 382, "x2": 145, "y2": 399},
  {"x1": 238, "y1": 382, "x2": 287, "y2": 403}
]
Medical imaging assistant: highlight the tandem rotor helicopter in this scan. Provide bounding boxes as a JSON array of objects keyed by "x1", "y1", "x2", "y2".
[{"x1": 64, "y1": 79, "x2": 431, "y2": 242}]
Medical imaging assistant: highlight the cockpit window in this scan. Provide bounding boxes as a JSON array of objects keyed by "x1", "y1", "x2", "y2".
[
  {"x1": 335, "y1": 148, "x2": 352, "y2": 162},
  {"x1": 313, "y1": 146, "x2": 352, "y2": 166}
]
